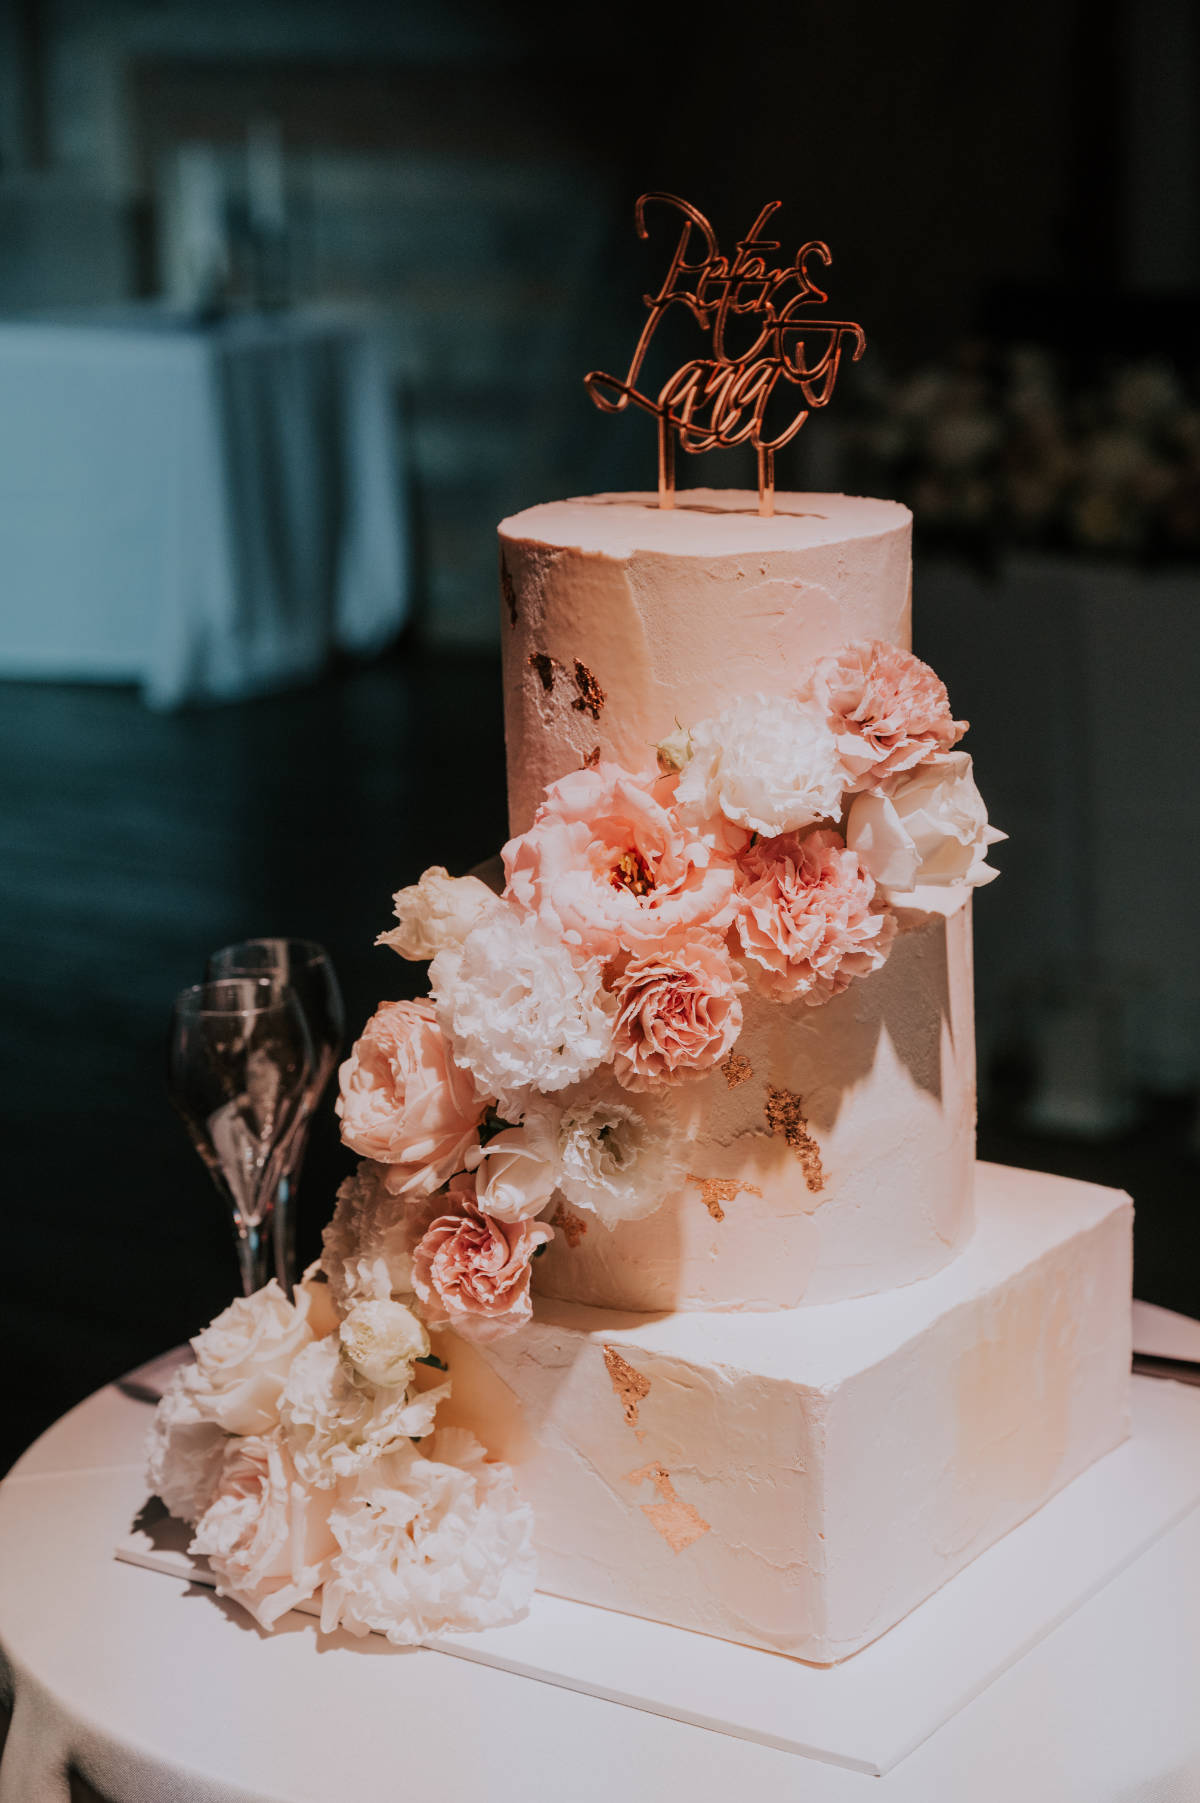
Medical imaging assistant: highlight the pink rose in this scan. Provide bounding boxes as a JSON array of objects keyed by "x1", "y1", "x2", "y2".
[
  {"x1": 190, "y1": 1432, "x2": 336, "y2": 1631},
  {"x1": 336, "y1": 999, "x2": 483, "y2": 1198},
  {"x1": 610, "y1": 936, "x2": 744, "y2": 1090},
  {"x1": 805, "y1": 640, "x2": 967, "y2": 787},
  {"x1": 411, "y1": 1179, "x2": 552, "y2": 1342},
  {"x1": 502, "y1": 762, "x2": 735, "y2": 960},
  {"x1": 734, "y1": 827, "x2": 897, "y2": 1004}
]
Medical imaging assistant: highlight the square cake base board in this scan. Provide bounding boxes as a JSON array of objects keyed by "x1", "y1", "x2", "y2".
[{"x1": 118, "y1": 1376, "x2": 1200, "y2": 1777}]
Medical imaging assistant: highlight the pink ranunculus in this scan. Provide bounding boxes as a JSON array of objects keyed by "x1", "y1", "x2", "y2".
[
  {"x1": 411, "y1": 1178, "x2": 552, "y2": 1343},
  {"x1": 190, "y1": 1432, "x2": 337, "y2": 1632},
  {"x1": 502, "y1": 762, "x2": 736, "y2": 961},
  {"x1": 336, "y1": 999, "x2": 483, "y2": 1199},
  {"x1": 733, "y1": 827, "x2": 897, "y2": 1005},
  {"x1": 610, "y1": 936, "x2": 745, "y2": 1090},
  {"x1": 804, "y1": 640, "x2": 967, "y2": 788}
]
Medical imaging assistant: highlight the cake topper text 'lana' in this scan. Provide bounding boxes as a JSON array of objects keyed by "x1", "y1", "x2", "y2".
[{"x1": 585, "y1": 193, "x2": 866, "y2": 517}]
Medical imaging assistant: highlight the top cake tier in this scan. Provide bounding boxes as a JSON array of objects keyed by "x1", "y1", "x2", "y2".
[{"x1": 499, "y1": 490, "x2": 912, "y2": 835}]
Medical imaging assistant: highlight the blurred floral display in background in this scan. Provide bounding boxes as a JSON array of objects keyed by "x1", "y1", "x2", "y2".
[{"x1": 846, "y1": 345, "x2": 1200, "y2": 563}]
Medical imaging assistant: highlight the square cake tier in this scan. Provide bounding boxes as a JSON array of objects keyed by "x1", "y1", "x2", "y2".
[{"x1": 438, "y1": 1162, "x2": 1132, "y2": 1663}]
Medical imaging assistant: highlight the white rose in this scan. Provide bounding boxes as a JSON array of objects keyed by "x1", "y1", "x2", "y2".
[
  {"x1": 321, "y1": 1162, "x2": 417, "y2": 1311},
  {"x1": 846, "y1": 752, "x2": 1005, "y2": 892},
  {"x1": 189, "y1": 1431, "x2": 336, "y2": 1631},
  {"x1": 319, "y1": 1428, "x2": 536, "y2": 1646},
  {"x1": 376, "y1": 866, "x2": 503, "y2": 961},
  {"x1": 431, "y1": 908, "x2": 614, "y2": 1116},
  {"x1": 279, "y1": 1337, "x2": 449, "y2": 1487},
  {"x1": 146, "y1": 1369, "x2": 229, "y2": 1525},
  {"x1": 675, "y1": 695, "x2": 846, "y2": 838},
  {"x1": 466, "y1": 1120, "x2": 558, "y2": 1222},
  {"x1": 339, "y1": 1299, "x2": 430, "y2": 1389},
  {"x1": 531, "y1": 1076, "x2": 684, "y2": 1228},
  {"x1": 182, "y1": 1280, "x2": 314, "y2": 1436}
]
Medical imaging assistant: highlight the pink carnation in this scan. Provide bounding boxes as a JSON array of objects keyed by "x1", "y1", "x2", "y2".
[
  {"x1": 610, "y1": 936, "x2": 744, "y2": 1090},
  {"x1": 336, "y1": 999, "x2": 483, "y2": 1198},
  {"x1": 805, "y1": 640, "x2": 967, "y2": 787},
  {"x1": 412, "y1": 1179, "x2": 552, "y2": 1342},
  {"x1": 502, "y1": 762, "x2": 735, "y2": 960},
  {"x1": 734, "y1": 827, "x2": 897, "y2": 1004}
]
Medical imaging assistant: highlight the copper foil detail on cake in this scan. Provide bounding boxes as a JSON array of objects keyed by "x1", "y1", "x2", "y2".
[
  {"x1": 528, "y1": 651, "x2": 556, "y2": 692},
  {"x1": 687, "y1": 1174, "x2": 763, "y2": 1223},
  {"x1": 582, "y1": 745, "x2": 602, "y2": 769},
  {"x1": 625, "y1": 1463, "x2": 711, "y2": 1554},
  {"x1": 570, "y1": 660, "x2": 605, "y2": 720},
  {"x1": 500, "y1": 553, "x2": 518, "y2": 626},
  {"x1": 764, "y1": 1085, "x2": 825, "y2": 1192},
  {"x1": 603, "y1": 1346, "x2": 652, "y2": 1427},
  {"x1": 550, "y1": 1201, "x2": 588, "y2": 1248},
  {"x1": 721, "y1": 1049, "x2": 753, "y2": 1090}
]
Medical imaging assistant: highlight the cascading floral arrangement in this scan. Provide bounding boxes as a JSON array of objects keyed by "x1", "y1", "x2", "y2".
[{"x1": 148, "y1": 638, "x2": 1001, "y2": 1643}]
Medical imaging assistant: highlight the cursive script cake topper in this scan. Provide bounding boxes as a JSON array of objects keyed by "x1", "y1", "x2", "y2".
[{"x1": 585, "y1": 192, "x2": 866, "y2": 517}]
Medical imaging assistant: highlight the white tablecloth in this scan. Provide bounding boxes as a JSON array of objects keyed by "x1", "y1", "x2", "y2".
[
  {"x1": 1, "y1": 1315, "x2": 1198, "y2": 1803},
  {"x1": 0, "y1": 307, "x2": 409, "y2": 707}
]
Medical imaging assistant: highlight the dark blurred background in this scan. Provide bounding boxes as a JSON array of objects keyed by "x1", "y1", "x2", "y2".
[{"x1": 2, "y1": 0, "x2": 1198, "y2": 1471}]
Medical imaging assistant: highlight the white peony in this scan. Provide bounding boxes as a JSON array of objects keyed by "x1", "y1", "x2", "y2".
[
  {"x1": 465, "y1": 1119, "x2": 559, "y2": 1222},
  {"x1": 279, "y1": 1337, "x2": 449, "y2": 1487},
  {"x1": 321, "y1": 1161, "x2": 417, "y2": 1311},
  {"x1": 430, "y1": 908, "x2": 615, "y2": 1116},
  {"x1": 146, "y1": 1368, "x2": 229, "y2": 1525},
  {"x1": 319, "y1": 1428, "x2": 536, "y2": 1645},
  {"x1": 190, "y1": 1431, "x2": 336, "y2": 1631},
  {"x1": 182, "y1": 1279, "x2": 315, "y2": 1437},
  {"x1": 376, "y1": 865, "x2": 504, "y2": 961},
  {"x1": 674, "y1": 694, "x2": 847, "y2": 837},
  {"x1": 339, "y1": 1298, "x2": 430, "y2": 1389},
  {"x1": 845, "y1": 752, "x2": 1005, "y2": 892},
  {"x1": 529, "y1": 1075, "x2": 684, "y2": 1228}
]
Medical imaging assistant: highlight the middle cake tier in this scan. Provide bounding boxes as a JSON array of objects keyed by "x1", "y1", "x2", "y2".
[{"x1": 534, "y1": 884, "x2": 976, "y2": 1313}]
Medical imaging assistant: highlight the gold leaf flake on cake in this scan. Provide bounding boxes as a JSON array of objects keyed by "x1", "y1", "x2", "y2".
[
  {"x1": 721, "y1": 1049, "x2": 753, "y2": 1089},
  {"x1": 625, "y1": 1463, "x2": 711, "y2": 1554},
  {"x1": 603, "y1": 1346, "x2": 651, "y2": 1427},
  {"x1": 500, "y1": 553, "x2": 518, "y2": 626},
  {"x1": 764, "y1": 1085, "x2": 825, "y2": 1193},
  {"x1": 528, "y1": 651, "x2": 555, "y2": 692},
  {"x1": 686, "y1": 1174, "x2": 763, "y2": 1223},
  {"x1": 570, "y1": 659, "x2": 606, "y2": 720},
  {"x1": 549, "y1": 1200, "x2": 588, "y2": 1247},
  {"x1": 582, "y1": 745, "x2": 602, "y2": 769}
]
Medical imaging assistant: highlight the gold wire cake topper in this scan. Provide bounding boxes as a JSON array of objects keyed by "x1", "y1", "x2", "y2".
[{"x1": 585, "y1": 193, "x2": 866, "y2": 517}]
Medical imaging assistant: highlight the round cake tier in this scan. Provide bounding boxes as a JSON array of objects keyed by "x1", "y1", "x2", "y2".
[
  {"x1": 498, "y1": 489, "x2": 912, "y2": 835},
  {"x1": 534, "y1": 888, "x2": 976, "y2": 1313}
]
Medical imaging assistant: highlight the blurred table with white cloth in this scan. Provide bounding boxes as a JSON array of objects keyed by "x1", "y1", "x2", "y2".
[{"x1": 0, "y1": 306, "x2": 410, "y2": 707}]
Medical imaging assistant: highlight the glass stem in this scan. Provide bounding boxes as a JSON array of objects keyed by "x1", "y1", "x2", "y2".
[{"x1": 235, "y1": 1217, "x2": 273, "y2": 1297}]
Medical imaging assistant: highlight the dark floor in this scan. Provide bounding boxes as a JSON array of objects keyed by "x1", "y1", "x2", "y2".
[{"x1": 2, "y1": 655, "x2": 1197, "y2": 1475}]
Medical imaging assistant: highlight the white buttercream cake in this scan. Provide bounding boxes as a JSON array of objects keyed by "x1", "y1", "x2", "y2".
[{"x1": 439, "y1": 488, "x2": 1133, "y2": 1662}]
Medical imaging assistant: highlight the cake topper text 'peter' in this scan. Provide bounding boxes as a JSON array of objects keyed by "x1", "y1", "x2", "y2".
[{"x1": 585, "y1": 193, "x2": 865, "y2": 517}]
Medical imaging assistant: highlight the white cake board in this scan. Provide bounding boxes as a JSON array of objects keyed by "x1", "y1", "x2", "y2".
[{"x1": 117, "y1": 1377, "x2": 1200, "y2": 1777}]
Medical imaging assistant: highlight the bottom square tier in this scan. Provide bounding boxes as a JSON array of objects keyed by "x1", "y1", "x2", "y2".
[{"x1": 437, "y1": 1162, "x2": 1132, "y2": 1664}]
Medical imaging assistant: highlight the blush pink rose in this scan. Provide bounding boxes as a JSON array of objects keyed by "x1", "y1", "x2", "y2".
[
  {"x1": 336, "y1": 999, "x2": 483, "y2": 1198},
  {"x1": 502, "y1": 762, "x2": 735, "y2": 960},
  {"x1": 805, "y1": 640, "x2": 967, "y2": 788},
  {"x1": 411, "y1": 1179, "x2": 552, "y2": 1342},
  {"x1": 190, "y1": 1432, "x2": 336, "y2": 1632},
  {"x1": 610, "y1": 936, "x2": 744, "y2": 1090},
  {"x1": 734, "y1": 827, "x2": 897, "y2": 1004}
]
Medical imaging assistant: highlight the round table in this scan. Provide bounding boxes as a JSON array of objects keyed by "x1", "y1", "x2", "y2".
[{"x1": 2, "y1": 1323, "x2": 1199, "y2": 1803}]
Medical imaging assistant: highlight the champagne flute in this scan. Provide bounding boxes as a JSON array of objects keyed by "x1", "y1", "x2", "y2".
[
  {"x1": 168, "y1": 977, "x2": 315, "y2": 1298},
  {"x1": 205, "y1": 939, "x2": 344, "y2": 1292}
]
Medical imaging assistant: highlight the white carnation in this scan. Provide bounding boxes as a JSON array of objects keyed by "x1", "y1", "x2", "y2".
[
  {"x1": 279, "y1": 1337, "x2": 449, "y2": 1487},
  {"x1": 465, "y1": 1118, "x2": 559, "y2": 1222},
  {"x1": 675, "y1": 694, "x2": 847, "y2": 837},
  {"x1": 339, "y1": 1299, "x2": 430, "y2": 1389},
  {"x1": 319, "y1": 1428, "x2": 536, "y2": 1645},
  {"x1": 376, "y1": 865, "x2": 503, "y2": 961},
  {"x1": 528, "y1": 1075, "x2": 684, "y2": 1228},
  {"x1": 182, "y1": 1279, "x2": 314, "y2": 1437},
  {"x1": 146, "y1": 1368, "x2": 229, "y2": 1525},
  {"x1": 321, "y1": 1161, "x2": 417, "y2": 1311},
  {"x1": 846, "y1": 751, "x2": 1005, "y2": 892},
  {"x1": 430, "y1": 908, "x2": 614, "y2": 1115}
]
